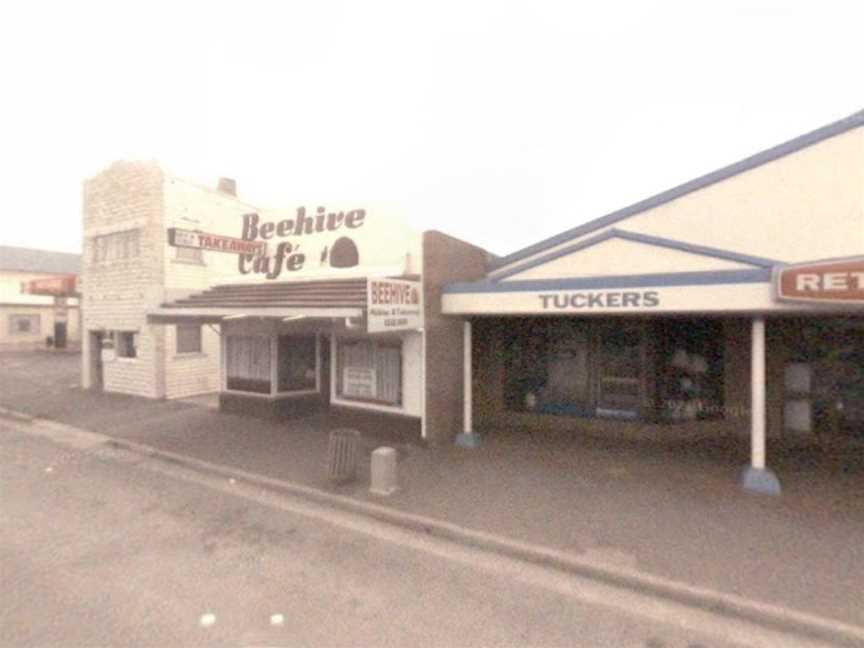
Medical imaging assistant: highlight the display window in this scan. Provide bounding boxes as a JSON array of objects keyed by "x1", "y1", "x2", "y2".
[
  {"x1": 225, "y1": 335, "x2": 271, "y2": 394},
  {"x1": 654, "y1": 319, "x2": 724, "y2": 422},
  {"x1": 277, "y1": 334, "x2": 317, "y2": 393},
  {"x1": 503, "y1": 318, "x2": 647, "y2": 419},
  {"x1": 336, "y1": 338, "x2": 402, "y2": 406},
  {"x1": 785, "y1": 318, "x2": 864, "y2": 437},
  {"x1": 225, "y1": 333, "x2": 319, "y2": 396},
  {"x1": 502, "y1": 317, "x2": 726, "y2": 422}
]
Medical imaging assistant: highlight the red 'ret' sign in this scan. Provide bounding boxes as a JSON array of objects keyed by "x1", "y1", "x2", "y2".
[{"x1": 776, "y1": 257, "x2": 864, "y2": 303}]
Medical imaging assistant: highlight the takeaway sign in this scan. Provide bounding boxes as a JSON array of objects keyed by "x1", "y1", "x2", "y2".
[
  {"x1": 776, "y1": 257, "x2": 864, "y2": 304},
  {"x1": 168, "y1": 227, "x2": 266, "y2": 256},
  {"x1": 367, "y1": 278, "x2": 423, "y2": 333}
]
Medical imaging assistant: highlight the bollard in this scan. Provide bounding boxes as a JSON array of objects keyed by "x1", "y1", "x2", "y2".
[{"x1": 369, "y1": 446, "x2": 398, "y2": 496}]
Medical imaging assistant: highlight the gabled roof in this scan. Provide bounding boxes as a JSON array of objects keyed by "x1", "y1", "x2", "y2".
[
  {"x1": 0, "y1": 246, "x2": 81, "y2": 274},
  {"x1": 492, "y1": 228, "x2": 781, "y2": 281},
  {"x1": 489, "y1": 108, "x2": 864, "y2": 273}
]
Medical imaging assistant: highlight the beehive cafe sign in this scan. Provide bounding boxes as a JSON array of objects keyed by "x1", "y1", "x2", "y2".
[
  {"x1": 776, "y1": 257, "x2": 864, "y2": 304},
  {"x1": 167, "y1": 206, "x2": 417, "y2": 280},
  {"x1": 238, "y1": 208, "x2": 367, "y2": 279}
]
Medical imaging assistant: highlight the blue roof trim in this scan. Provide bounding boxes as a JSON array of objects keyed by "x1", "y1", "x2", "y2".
[
  {"x1": 444, "y1": 268, "x2": 772, "y2": 294},
  {"x1": 491, "y1": 228, "x2": 781, "y2": 280},
  {"x1": 488, "y1": 109, "x2": 864, "y2": 272}
]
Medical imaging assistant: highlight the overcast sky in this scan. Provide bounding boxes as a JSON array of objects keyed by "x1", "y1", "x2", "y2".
[{"x1": 2, "y1": 0, "x2": 863, "y2": 257}]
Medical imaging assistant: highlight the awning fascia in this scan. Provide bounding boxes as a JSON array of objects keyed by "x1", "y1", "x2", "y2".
[{"x1": 147, "y1": 305, "x2": 364, "y2": 324}]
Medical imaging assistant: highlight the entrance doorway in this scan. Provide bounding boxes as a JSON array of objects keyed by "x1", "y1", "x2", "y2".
[
  {"x1": 89, "y1": 331, "x2": 104, "y2": 391},
  {"x1": 320, "y1": 333, "x2": 331, "y2": 406},
  {"x1": 54, "y1": 322, "x2": 67, "y2": 349}
]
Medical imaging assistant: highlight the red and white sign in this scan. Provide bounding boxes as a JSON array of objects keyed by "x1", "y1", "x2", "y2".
[
  {"x1": 168, "y1": 227, "x2": 266, "y2": 256},
  {"x1": 21, "y1": 274, "x2": 78, "y2": 296},
  {"x1": 776, "y1": 257, "x2": 864, "y2": 304},
  {"x1": 366, "y1": 278, "x2": 423, "y2": 333}
]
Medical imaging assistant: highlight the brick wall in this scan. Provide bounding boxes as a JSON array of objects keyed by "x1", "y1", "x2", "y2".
[
  {"x1": 81, "y1": 161, "x2": 166, "y2": 397},
  {"x1": 160, "y1": 176, "x2": 257, "y2": 398},
  {"x1": 421, "y1": 231, "x2": 490, "y2": 444},
  {"x1": 82, "y1": 162, "x2": 258, "y2": 399}
]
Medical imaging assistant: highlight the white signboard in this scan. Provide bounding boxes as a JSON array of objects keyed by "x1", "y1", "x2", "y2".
[
  {"x1": 234, "y1": 205, "x2": 421, "y2": 281},
  {"x1": 342, "y1": 367, "x2": 377, "y2": 399},
  {"x1": 366, "y1": 279, "x2": 423, "y2": 333}
]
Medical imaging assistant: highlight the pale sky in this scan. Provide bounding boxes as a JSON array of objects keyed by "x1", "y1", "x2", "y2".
[{"x1": 2, "y1": 0, "x2": 863, "y2": 257}]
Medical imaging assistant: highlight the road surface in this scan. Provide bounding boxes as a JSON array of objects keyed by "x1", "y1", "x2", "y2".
[{"x1": 0, "y1": 422, "x2": 818, "y2": 647}]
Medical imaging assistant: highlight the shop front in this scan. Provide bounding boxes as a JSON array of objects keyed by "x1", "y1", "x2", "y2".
[
  {"x1": 444, "y1": 109, "x2": 864, "y2": 493},
  {"x1": 147, "y1": 204, "x2": 488, "y2": 444}
]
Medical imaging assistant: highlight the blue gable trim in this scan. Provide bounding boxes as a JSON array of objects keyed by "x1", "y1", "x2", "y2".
[
  {"x1": 490, "y1": 228, "x2": 781, "y2": 281},
  {"x1": 444, "y1": 268, "x2": 772, "y2": 294},
  {"x1": 488, "y1": 108, "x2": 864, "y2": 272}
]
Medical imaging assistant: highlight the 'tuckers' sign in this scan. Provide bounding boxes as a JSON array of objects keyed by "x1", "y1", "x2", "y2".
[{"x1": 776, "y1": 257, "x2": 864, "y2": 304}]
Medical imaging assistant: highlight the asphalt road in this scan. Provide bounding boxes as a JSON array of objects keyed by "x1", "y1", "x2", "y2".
[{"x1": 1, "y1": 423, "x2": 812, "y2": 647}]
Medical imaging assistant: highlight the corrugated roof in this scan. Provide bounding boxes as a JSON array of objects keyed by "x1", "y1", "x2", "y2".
[
  {"x1": 0, "y1": 246, "x2": 81, "y2": 274},
  {"x1": 163, "y1": 278, "x2": 368, "y2": 310}
]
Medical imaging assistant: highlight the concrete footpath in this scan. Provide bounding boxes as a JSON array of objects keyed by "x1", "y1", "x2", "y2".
[{"x1": 2, "y1": 351, "x2": 864, "y2": 645}]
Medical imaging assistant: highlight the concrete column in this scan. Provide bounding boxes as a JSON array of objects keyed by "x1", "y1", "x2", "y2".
[
  {"x1": 742, "y1": 316, "x2": 781, "y2": 495},
  {"x1": 455, "y1": 319, "x2": 481, "y2": 448}
]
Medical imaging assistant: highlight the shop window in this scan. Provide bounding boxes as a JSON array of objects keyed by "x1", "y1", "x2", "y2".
[
  {"x1": 337, "y1": 339, "x2": 402, "y2": 406},
  {"x1": 277, "y1": 335, "x2": 317, "y2": 392},
  {"x1": 225, "y1": 335, "x2": 271, "y2": 394},
  {"x1": 503, "y1": 318, "x2": 647, "y2": 419},
  {"x1": 786, "y1": 318, "x2": 864, "y2": 437},
  {"x1": 655, "y1": 319, "x2": 724, "y2": 421},
  {"x1": 9, "y1": 314, "x2": 40, "y2": 335},
  {"x1": 91, "y1": 229, "x2": 141, "y2": 263},
  {"x1": 115, "y1": 331, "x2": 138, "y2": 358},
  {"x1": 176, "y1": 325, "x2": 202, "y2": 354}
]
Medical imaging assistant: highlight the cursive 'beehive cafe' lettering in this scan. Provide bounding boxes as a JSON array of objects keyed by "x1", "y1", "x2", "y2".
[{"x1": 238, "y1": 208, "x2": 366, "y2": 279}]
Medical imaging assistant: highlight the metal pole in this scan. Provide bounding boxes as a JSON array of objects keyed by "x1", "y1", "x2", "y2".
[
  {"x1": 463, "y1": 319, "x2": 473, "y2": 434},
  {"x1": 751, "y1": 316, "x2": 766, "y2": 470}
]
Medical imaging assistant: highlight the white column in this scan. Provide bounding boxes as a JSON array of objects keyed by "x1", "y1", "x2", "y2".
[
  {"x1": 751, "y1": 316, "x2": 766, "y2": 470},
  {"x1": 463, "y1": 319, "x2": 473, "y2": 434}
]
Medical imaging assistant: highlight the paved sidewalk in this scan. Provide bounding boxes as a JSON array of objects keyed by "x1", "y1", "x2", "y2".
[{"x1": 3, "y1": 351, "x2": 864, "y2": 631}]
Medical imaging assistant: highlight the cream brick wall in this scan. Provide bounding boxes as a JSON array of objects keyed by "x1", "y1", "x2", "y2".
[
  {"x1": 160, "y1": 177, "x2": 257, "y2": 398},
  {"x1": 82, "y1": 161, "x2": 166, "y2": 397},
  {"x1": 82, "y1": 162, "x2": 257, "y2": 399}
]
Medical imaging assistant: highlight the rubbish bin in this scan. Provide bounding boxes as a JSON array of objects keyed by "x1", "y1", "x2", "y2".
[{"x1": 326, "y1": 428, "x2": 361, "y2": 483}]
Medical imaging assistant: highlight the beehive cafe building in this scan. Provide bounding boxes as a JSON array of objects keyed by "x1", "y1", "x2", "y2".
[
  {"x1": 443, "y1": 109, "x2": 864, "y2": 494},
  {"x1": 81, "y1": 163, "x2": 487, "y2": 444}
]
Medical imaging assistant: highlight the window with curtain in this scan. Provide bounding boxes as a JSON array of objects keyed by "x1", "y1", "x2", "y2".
[
  {"x1": 225, "y1": 335, "x2": 271, "y2": 394},
  {"x1": 337, "y1": 339, "x2": 402, "y2": 405}
]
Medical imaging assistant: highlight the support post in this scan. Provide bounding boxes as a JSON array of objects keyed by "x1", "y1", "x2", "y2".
[
  {"x1": 455, "y1": 319, "x2": 481, "y2": 448},
  {"x1": 741, "y1": 316, "x2": 781, "y2": 494}
]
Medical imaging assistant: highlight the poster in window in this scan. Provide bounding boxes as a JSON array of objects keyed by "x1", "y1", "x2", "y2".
[{"x1": 343, "y1": 367, "x2": 377, "y2": 399}]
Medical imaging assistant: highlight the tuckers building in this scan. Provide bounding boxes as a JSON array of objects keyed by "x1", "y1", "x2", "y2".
[
  {"x1": 443, "y1": 109, "x2": 864, "y2": 494},
  {"x1": 81, "y1": 162, "x2": 488, "y2": 444}
]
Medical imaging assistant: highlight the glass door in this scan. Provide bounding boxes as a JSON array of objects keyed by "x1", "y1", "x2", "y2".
[{"x1": 595, "y1": 322, "x2": 644, "y2": 419}]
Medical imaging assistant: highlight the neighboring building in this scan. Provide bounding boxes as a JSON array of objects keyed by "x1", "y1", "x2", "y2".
[
  {"x1": 443, "y1": 109, "x2": 864, "y2": 493},
  {"x1": 0, "y1": 246, "x2": 81, "y2": 351},
  {"x1": 81, "y1": 161, "x2": 489, "y2": 444}
]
